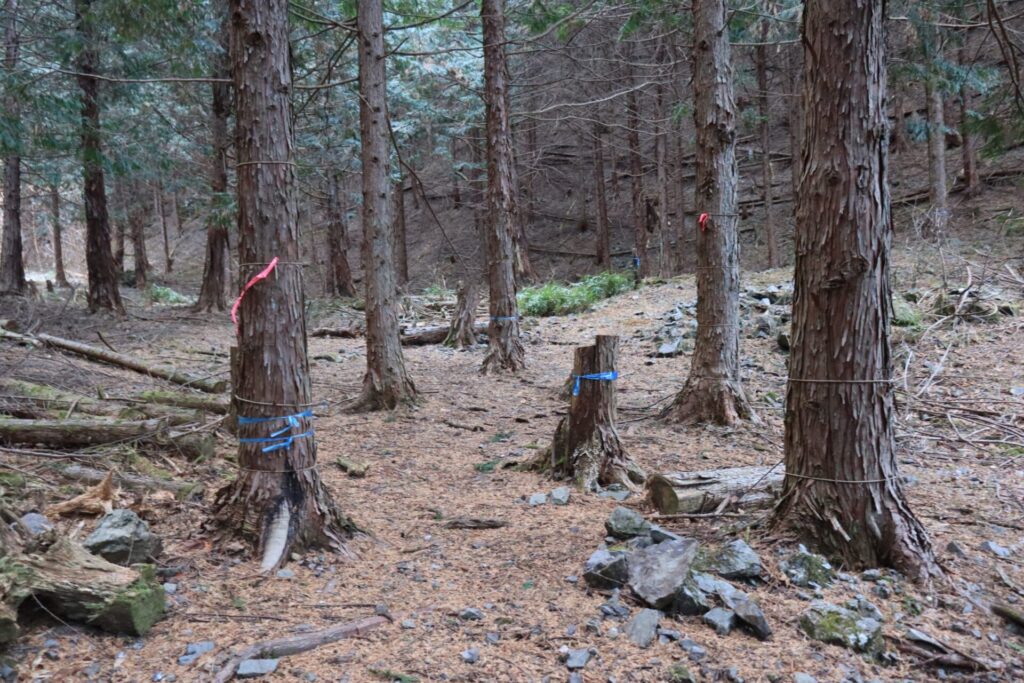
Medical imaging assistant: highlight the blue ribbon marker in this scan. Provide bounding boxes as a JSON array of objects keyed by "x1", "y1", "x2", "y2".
[
  {"x1": 492, "y1": 315, "x2": 518, "y2": 321},
  {"x1": 632, "y1": 256, "x2": 641, "y2": 269},
  {"x1": 572, "y1": 371, "x2": 619, "y2": 396},
  {"x1": 238, "y1": 409, "x2": 315, "y2": 453}
]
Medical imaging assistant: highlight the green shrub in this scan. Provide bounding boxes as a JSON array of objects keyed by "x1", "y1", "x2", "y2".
[
  {"x1": 518, "y1": 271, "x2": 633, "y2": 317},
  {"x1": 147, "y1": 284, "x2": 193, "y2": 305}
]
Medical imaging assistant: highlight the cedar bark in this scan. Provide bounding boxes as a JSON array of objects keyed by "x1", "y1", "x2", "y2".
[
  {"x1": 538, "y1": 336, "x2": 643, "y2": 490},
  {"x1": 0, "y1": 0, "x2": 25, "y2": 295},
  {"x1": 655, "y1": 84, "x2": 671, "y2": 276},
  {"x1": 354, "y1": 0, "x2": 416, "y2": 408},
  {"x1": 771, "y1": 0, "x2": 938, "y2": 581},
  {"x1": 129, "y1": 182, "x2": 149, "y2": 289},
  {"x1": 786, "y1": 42, "x2": 802, "y2": 207},
  {"x1": 626, "y1": 85, "x2": 647, "y2": 278},
  {"x1": 444, "y1": 280, "x2": 481, "y2": 348},
  {"x1": 195, "y1": 4, "x2": 232, "y2": 313},
  {"x1": 756, "y1": 24, "x2": 779, "y2": 268},
  {"x1": 50, "y1": 184, "x2": 69, "y2": 287},
  {"x1": 155, "y1": 185, "x2": 172, "y2": 273},
  {"x1": 663, "y1": 0, "x2": 754, "y2": 425},
  {"x1": 925, "y1": 80, "x2": 948, "y2": 235},
  {"x1": 676, "y1": 129, "x2": 689, "y2": 272},
  {"x1": 958, "y1": 46, "x2": 980, "y2": 197},
  {"x1": 214, "y1": 0, "x2": 355, "y2": 567},
  {"x1": 393, "y1": 175, "x2": 409, "y2": 287},
  {"x1": 480, "y1": 0, "x2": 525, "y2": 373},
  {"x1": 325, "y1": 171, "x2": 356, "y2": 297},
  {"x1": 75, "y1": 0, "x2": 123, "y2": 313},
  {"x1": 593, "y1": 122, "x2": 611, "y2": 268}
]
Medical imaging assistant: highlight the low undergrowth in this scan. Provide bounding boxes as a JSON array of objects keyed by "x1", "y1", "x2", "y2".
[{"x1": 518, "y1": 271, "x2": 633, "y2": 317}]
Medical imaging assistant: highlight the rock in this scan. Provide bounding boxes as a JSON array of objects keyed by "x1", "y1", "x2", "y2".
[
  {"x1": 599, "y1": 591, "x2": 631, "y2": 619},
  {"x1": 236, "y1": 659, "x2": 279, "y2": 678},
  {"x1": 583, "y1": 547, "x2": 629, "y2": 589},
  {"x1": 163, "y1": 583, "x2": 177, "y2": 595},
  {"x1": 18, "y1": 512, "x2": 53, "y2": 535},
  {"x1": 946, "y1": 541, "x2": 967, "y2": 557},
  {"x1": 731, "y1": 594, "x2": 772, "y2": 640},
  {"x1": 752, "y1": 314, "x2": 776, "y2": 338},
  {"x1": 891, "y1": 297, "x2": 921, "y2": 328},
  {"x1": 485, "y1": 631, "x2": 501, "y2": 645},
  {"x1": 565, "y1": 648, "x2": 591, "y2": 669},
  {"x1": 628, "y1": 538, "x2": 700, "y2": 609},
  {"x1": 777, "y1": 330, "x2": 790, "y2": 352},
  {"x1": 83, "y1": 509, "x2": 162, "y2": 565},
  {"x1": 980, "y1": 540, "x2": 1011, "y2": 558},
  {"x1": 799, "y1": 601, "x2": 882, "y2": 653},
  {"x1": 461, "y1": 648, "x2": 479, "y2": 664},
  {"x1": 649, "y1": 526, "x2": 683, "y2": 544},
  {"x1": 568, "y1": 673, "x2": 584, "y2": 683},
  {"x1": 550, "y1": 487, "x2": 571, "y2": 505},
  {"x1": 401, "y1": 619, "x2": 416, "y2": 629},
  {"x1": 656, "y1": 339, "x2": 684, "y2": 357},
  {"x1": 675, "y1": 570, "x2": 736, "y2": 615},
  {"x1": 276, "y1": 569, "x2": 295, "y2": 579},
  {"x1": 657, "y1": 628, "x2": 681, "y2": 642},
  {"x1": 528, "y1": 493, "x2": 548, "y2": 506},
  {"x1": 625, "y1": 608, "x2": 662, "y2": 648},
  {"x1": 793, "y1": 674, "x2": 817, "y2": 683},
  {"x1": 666, "y1": 664, "x2": 698, "y2": 682},
  {"x1": 0, "y1": 665, "x2": 15, "y2": 683},
  {"x1": 184, "y1": 641, "x2": 215, "y2": 656},
  {"x1": 708, "y1": 540, "x2": 762, "y2": 580},
  {"x1": 779, "y1": 546, "x2": 834, "y2": 588},
  {"x1": 703, "y1": 607, "x2": 735, "y2": 635},
  {"x1": 459, "y1": 607, "x2": 484, "y2": 621},
  {"x1": 861, "y1": 569, "x2": 883, "y2": 582},
  {"x1": 605, "y1": 507, "x2": 650, "y2": 539},
  {"x1": 598, "y1": 484, "x2": 631, "y2": 502},
  {"x1": 846, "y1": 595, "x2": 884, "y2": 622}
]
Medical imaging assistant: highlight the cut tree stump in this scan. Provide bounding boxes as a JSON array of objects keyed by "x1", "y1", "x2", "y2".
[
  {"x1": 536, "y1": 335, "x2": 645, "y2": 490},
  {"x1": 0, "y1": 536, "x2": 164, "y2": 644},
  {"x1": 645, "y1": 465, "x2": 784, "y2": 515},
  {"x1": 0, "y1": 329, "x2": 226, "y2": 393},
  {"x1": 444, "y1": 281, "x2": 482, "y2": 347}
]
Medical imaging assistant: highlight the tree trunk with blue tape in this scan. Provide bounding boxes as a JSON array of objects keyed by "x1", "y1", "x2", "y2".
[{"x1": 537, "y1": 335, "x2": 644, "y2": 490}]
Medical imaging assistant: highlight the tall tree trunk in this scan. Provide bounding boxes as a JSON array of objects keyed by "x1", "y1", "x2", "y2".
[
  {"x1": 626, "y1": 86, "x2": 647, "y2": 279},
  {"x1": 75, "y1": 0, "x2": 123, "y2": 313},
  {"x1": 958, "y1": 48, "x2": 980, "y2": 198},
  {"x1": 214, "y1": 0, "x2": 354, "y2": 569},
  {"x1": 393, "y1": 174, "x2": 409, "y2": 288},
  {"x1": 154, "y1": 185, "x2": 172, "y2": 273},
  {"x1": 326, "y1": 171, "x2": 355, "y2": 297},
  {"x1": 0, "y1": 0, "x2": 25, "y2": 295},
  {"x1": 50, "y1": 184, "x2": 69, "y2": 287},
  {"x1": 195, "y1": 5, "x2": 232, "y2": 312},
  {"x1": 771, "y1": 0, "x2": 938, "y2": 581},
  {"x1": 675, "y1": 129, "x2": 689, "y2": 272},
  {"x1": 662, "y1": 0, "x2": 754, "y2": 426},
  {"x1": 129, "y1": 183, "x2": 149, "y2": 289},
  {"x1": 355, "y1": 0, "x2": 416, "y2": 408},
  {"x1": 593, "y1": 122, "x2": 611, "y2": 268},
  {"x1": 655, "y1": 84, "x2": 671, "y2": 276},
  {"x1": 480, "y1": 0, "x2": 525, "y2": 373},
  {"x1": 925, "y1": 80, "x2": 948, "y2": 235},
  {"x1": 786, "y1": 42, "x2": 802, "y2": 210},
  {"x1": 451, "y1": 137, "x2": 461, "y2": 208},
  {"x1": 112, "y1": 190, "x2": 126, "y2": 276},
  {"x1": 756, "y1": 26, "x2": 779, "y2": 269}
]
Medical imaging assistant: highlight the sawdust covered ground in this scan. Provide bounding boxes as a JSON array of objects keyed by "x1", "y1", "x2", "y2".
[{"x1": 2, "y1": 238, "x2": 1024, "y2": 683}]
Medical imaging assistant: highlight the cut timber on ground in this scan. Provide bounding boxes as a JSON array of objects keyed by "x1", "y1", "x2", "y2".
[{"x1": 645, "y1": 465, "x2": 783, "y2": 515}]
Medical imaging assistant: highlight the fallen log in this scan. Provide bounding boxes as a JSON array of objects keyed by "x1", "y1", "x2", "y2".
[
  {"x1": 0, "y1": 329, "x2": 226, "y2": 393},
  {"x1": 58, "y1": 464, "x2": 203, "y2": 497},
  {"x1": 0, "y1": 416, "x2": 164, "y2": 447},
  {"x1": 0, "y1": 380, "x2": 206, "y2": 425},
  {"x1": 335, "y1": 457, "x2": 369, "y2": 478},
  {"x1": 402, "y1": 322, "x2": 487, "y2": 346},
  {"x1": 212, "y1": 615, "x2": 388, "y2": 683},
  {"x1": 133, "y1": 390, "x2": 230, "y2": 415},
  {"x1": 310, "y1": 326, "x2": 363, "y2": 339},
  {"x1": 646, "y1": 465, "x2": 784, "y2": 515},
  {"x1": 0, "y1": 536, "x2": 164, "y2": 644}
]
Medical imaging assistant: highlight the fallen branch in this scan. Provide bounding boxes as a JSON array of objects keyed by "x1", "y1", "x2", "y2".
[
  {"x1": 335, "y1": 457, "x2": 369, "y2": 478},
  {"x1": 58, "y1": 464, "x2": 202, "y2": 497},
  {"x1": 444, "y1": 517, "x2": 507, "y2": 529},
  {"x1": 212, "y1": 615, "x2": 388, "y2": 682}
]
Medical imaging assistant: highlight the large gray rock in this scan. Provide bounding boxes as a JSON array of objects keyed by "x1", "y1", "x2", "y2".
[
  {"x1": 799, "y1": 601, "x2": 882, "y2": 653},
  {"x1": 605, "y1": 507, "x2": 651, "y2": 539},
  {"x1": 236, "y1": 659, "x2": 278, "y2": 678},
  {"x1": 628, "y1": 538, "x2": 700, "y2": 609},
  {"x1": 779, "y1": 546, "x2": 834, "y2": 588},
  {"x1": 583, "y1": 547, "x2": 629, "y2": 589},
  {"x1": 83, "y1": 510, "x2": 162, "y2": 565},
  {"x1": 709, "y1": 540, "x2": 762, "y2": 580},
  {"x1": 674, "y1": 570, "x2": 736, "y2": 616},
  {"x1": 625, "y1": 608, "x2": 662, "y2": 648}
]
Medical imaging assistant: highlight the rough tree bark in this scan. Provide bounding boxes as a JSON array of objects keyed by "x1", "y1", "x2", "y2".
[
  {"x1": 925, "y1": 79, "x2": 948, "y2": 235},
  {"x1": 393, "y1": 174, "x2": 409, "y2": 287},
  {"x1": 354, "y1": 0, "x2": 416, "y2": 408},
  {"x1": 443, "y1": 280, "x2": 481, "y2": 348},
  {"x1": 593, "y1": 122, "x2": 611, "y2": 268},
  {"x1": 756, "y1": 22, "x2": 779, "y2": 268},
  {"x1": 626, "y1": 84, "x2": 648, "y2": 278},
  {"x1": 75, "y1": 0, "x2": 123, "y2": 313},
  {"x1": 480, "y1": 0, "x2": 525, "y2": 373},
  {"x1": 655, "y1": 83, "x2": 671, "y2": 276},
  {"x1": 786, "y1": 42, "x2": 802, "y2": 207},
  {"x1": 325, "y1": 171, "x2": 356, "y2": 297},
  {"x1": 49, "y1": 184, "x2": 69, "y2": 287},
  {"x1": 771, "y1": 0, "x2": 939, "y2": 581},
  {"x1": 155, "y1": 184, "x2": 172, "y2": 273},
  {"x1": 214, "y1": 0, "x2": 355, "y2": 569},
  {"x1": 958, "y1": 47, "x2": 980, "y2": 197},
  {"x1": 0, "y1": 0, "x2": 25, "y2": 295},
  {"x1": 195, "y1": 3, "x2": 232, "y2": 313},
  {"x1": 662, "y1": 0, "x2": 755, "y2": 425},
  {"x1": 676, "y1": 128, "x2": 689, "y2": 272},
  {"x1": 129, "y1": 182, "x2": 150, "y2": 290},
  {"x1": 537, "y1": 335, "x2": 643, "y2": 490}
]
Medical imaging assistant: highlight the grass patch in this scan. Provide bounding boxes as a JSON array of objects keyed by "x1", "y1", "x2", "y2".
[
  {"x1": 518, "y1": 271, "x2": 633, "y2": 317},
  {"x1": 473, "y1": 460, "x2": 499, "y2": 473},
  {"x1": 146, "y1": 284, "x2": 193, "y2": 306}
]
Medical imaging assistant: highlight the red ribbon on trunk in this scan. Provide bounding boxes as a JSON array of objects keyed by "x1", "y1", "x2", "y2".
[
  {"x1": 231, "y1": 256, "x2": 279, "y2": 335},
  {"x1": 698, "y1": 213, "x2": 709, "y2": 232}
]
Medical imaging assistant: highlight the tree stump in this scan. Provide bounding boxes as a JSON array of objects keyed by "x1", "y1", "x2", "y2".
[
  {"x1": 444, "y1": 281, "x2": 481, "y2": 348},
  {"x1": 537, "y1": 335, "x2": 644, "y2": 490}
]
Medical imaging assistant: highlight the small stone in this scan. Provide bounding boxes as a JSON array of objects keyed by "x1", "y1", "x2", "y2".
[
  {"x1": 566, "y1": 648, "x2": 591, "y2": 669},
  {"x1": 656, "y1": 339, "x2": 684, "y2": 357},
  {"x1": 872, "y1": 584, "x2": 891, "y2": 599},
  {"x1": 184, "y1": 641, "x2": 215, "y2": 656},
  {"x1": 598, "y1": 486, "x2": 631, "y2": 502},
  {"x1": 401, "y1": 619, "x2": 416, "y2": 629},
  {"x1": 0, "y1": 665, "x2": 16, "y2": 683},
  {"x1": 459, "y1": 608, "x2": 484, "y2": 621},
  {"x1": 657, "y1": 628, "x2": 680, "y2": 641},
  {"x1": 779, "y1": 545, "x2": 834, "y2": 588},
  {"x1": 605, "y1": 507, "x2": 651, "y2": 539},
  {"x1": 793, "y1": 675, "x2": 817, "y2": 683},
  {"x1": 236, "y1": 658, "x2": 278, "y2": 678},
  {"x1": 83, "y1": 509, "x2": 162, "y2": 565},
  {"x1": 564, "y1": 575, "x2": 578, "y2": 584},
  {"x1": 163, "y1": 583, "x2": 177, "y2": 595},
  {"x1": 18, "y1": 512, "x2": 53, "y2": 536},
  {"x1": 528, "y1": 493, "x2": 548, "y2": 507},
  {"x1": 666, "y1": 664, "x2": 698, "y2": 683},
  {"x1": 585, "y1": 618, "x2": 601, "y2": 633},
  {"x1": 861, "y1": 569, "x2": 883, "y2": 582},
  {"x1": 731, "y1": 595, "x2": 772, "y2": 640},
  {"x1": 702, "y1": 607, "x2": 736, "y2": 635},
  {"x1": 980, "y1": 541, "x2": 1011, "y2": 558},
  {"x1": 649, "y1": 526, "x2": 683, "y2": 544},
  {"x1": 569, "y1": 673, "x2": 584, "y2": 683},
  {"x1": 461, "y1": 648, "x2": 479, "y2": 664},
  {"x1": 625, "y1": 608, "x2": 662, "y2": 648},
  {"x1": 550, "y1": 487, "x2": 571, "y2": 505},
  {"x1": 708, "y1": 539, "x2": 762, "y2": 580},
  {"x1": 485, "y1": 631, "x2": 501, "y2": 645},
  {"x1": 565, "y1": 624, "x2": 577, "y2": 636},
  {"x1": 600, "y1": 591, "x2": 631, "y2": 620},
  {"x1": 276, "y1": 569, "x2": 295, "y2": 579},
  {"x1": 725, "y1": 666, "x2": 743, "y2": 682}
]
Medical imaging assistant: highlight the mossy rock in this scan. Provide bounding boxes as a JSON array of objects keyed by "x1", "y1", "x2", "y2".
[
  {"x1": 778, "y1": 546, "x2": 834, "y2": 588},
  {"x1": 665, "y1": 664, "x2": 698, "y2": 682},
  {"x1": 891, "y1": 296, "x2": 922, "y2": 328},
  {"x1": 799, "y1": 600, "x2": 882, "y2": 654}
]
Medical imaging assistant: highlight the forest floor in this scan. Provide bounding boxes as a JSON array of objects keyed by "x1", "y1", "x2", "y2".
[{"x1": 1, "y1": 234, "x2": 1024, "y2": 683}]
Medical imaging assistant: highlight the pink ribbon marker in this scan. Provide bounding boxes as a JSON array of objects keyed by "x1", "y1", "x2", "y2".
[
  {"x1": 698, "y1": 213, "x2": 709, "y2": 232},
  {"x1": 231, "y1": 256, "x2": 279, "y2": 334}
]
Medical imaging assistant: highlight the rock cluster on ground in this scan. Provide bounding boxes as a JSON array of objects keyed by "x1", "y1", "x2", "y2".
[{"x1": 83, "y1": 509, "x2": 162, "y2": 565}]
